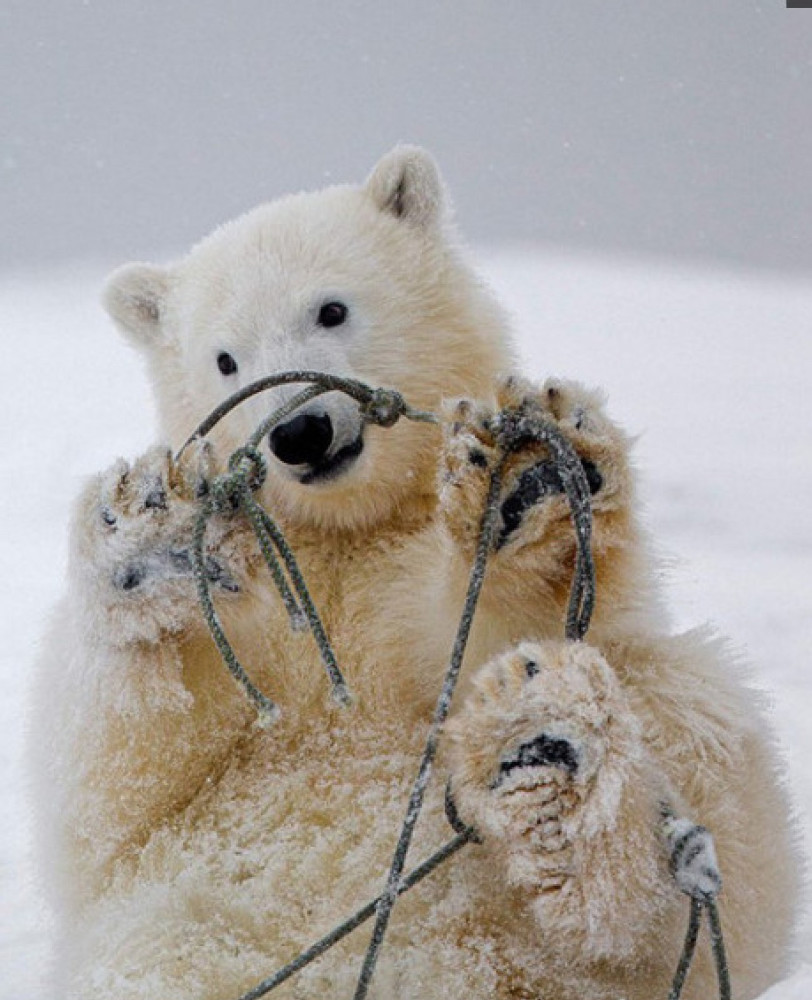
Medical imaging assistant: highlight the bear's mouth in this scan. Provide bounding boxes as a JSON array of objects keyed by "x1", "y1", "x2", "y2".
[{"x1": 297, "y1": 435, "x2": 365, "y2": 485}]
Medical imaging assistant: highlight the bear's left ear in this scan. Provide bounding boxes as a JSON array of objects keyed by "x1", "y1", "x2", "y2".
[
  {"x1": 364, "y1": 145, "x2": 445, "y2": 230},
  {"x1": 102, "y1": 262, "x2": 173, "y2": 350}
]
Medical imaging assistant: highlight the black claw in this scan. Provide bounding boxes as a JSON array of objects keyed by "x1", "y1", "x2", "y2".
[
  {"x1": 499, "y1": 733, "x2": 579, "y2": 779},
  {"x1": 168, "y1": 549, "x2": 193, "y2": 572},
  {"x1": 144, "y1": 478, "x2": 167, "y2": 510},
  {"x1": 204, "y1": 555, "x2": 240, "y2": 593},
  {"x1": 115, "y1": 564, "x2": 144, "y2": 591}
]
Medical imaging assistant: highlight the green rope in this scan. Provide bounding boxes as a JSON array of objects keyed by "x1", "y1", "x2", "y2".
[
  {"x1": 228, "y1": 450, "x2": 305, "y2": 632},
  {"x1": 241, "y1": 492, "x2": 351, "y2": 706},
  {"x1": 493, "y1": 405, "x2": 595, "y2": 640},
  {"x1": 191, "y1": 499, "x2": 280, "y2": 728},
  {"x1": 668, "y1": 899, "x2": 703, "y2": 1000},
  {"x1": 668, "y1": 899, "x2": 731, "y2": 1000},
  {"x1": 185, "y1": 372, "x2": 437, "y2": 716},
  {"x1": 707, "y1": 901, "x2": 732, "y2": 1000},
  {"x1": 351, "y1": 460, "x2": 506, "y2": 1000},
  {"x1": 176, "y1": 370, "x2": 436, "y2": 462}
]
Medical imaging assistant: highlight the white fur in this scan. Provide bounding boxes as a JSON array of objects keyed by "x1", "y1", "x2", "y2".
[{"x1": 29, "y1": 147, "x2": 801, "y2": 999}]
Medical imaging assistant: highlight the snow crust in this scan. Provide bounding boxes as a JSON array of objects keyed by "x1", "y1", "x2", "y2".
[{"x1": 1, "y1": 250, "x2": 810, "y2": 996}]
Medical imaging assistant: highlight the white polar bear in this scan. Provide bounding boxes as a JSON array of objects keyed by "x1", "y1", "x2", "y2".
[{"x1": 30, "y1": 147, "x2": 800, "y2": 999}]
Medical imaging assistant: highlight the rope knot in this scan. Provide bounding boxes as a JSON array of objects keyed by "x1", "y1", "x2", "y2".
[
  {"x1": 207, "y1": 447, "x2": 267, "y2": 513},
  {"x1": 361, "y1": 387, "x2": 406, "y2": 428},
  {"x1": 229, "y1": 445, "x2": 268, "y2": 491},
  {"x1": 206, "y1": 474, "x2": 238, "y2": 514}
]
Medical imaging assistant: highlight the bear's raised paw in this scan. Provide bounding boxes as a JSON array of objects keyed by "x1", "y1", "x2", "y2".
[
  {"x1": 72, "y1": 442, "x2": 243, "y2": 644},
  {"x1": 440, "y1": 376, "x2": 627, "y2": 559}
]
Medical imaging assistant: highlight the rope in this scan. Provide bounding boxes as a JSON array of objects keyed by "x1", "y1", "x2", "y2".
[
  {"x1": 191, "y1": 497, "x2": 279, "y2": 728},
  {"x1": 187, "y1": 373, "x2": 436, "y2": 716},
  {"x1": 668, "y1": 899, "x2": 702, "y2": 1000},
  {"x1": 242, "y1": 493, "x2": 350, "y2": 705},
  {"x1": 178, "y1": 370, "x2": 728, "y2": 999},
  {"x1": 176, "y1": 370, "x2": 436, "y2": 462},
  {"x1": 351, "y1": 409, "x2": 600, "y2": 998},
  {"x1": 668, "y1": 899, "x2": 731, "y2": 1000},
  {"x1": 492, "y1": 403, "x2": 595, "y2": 641},
  {"x1": 351, "y1": 459, "x2": 506, "y2": 1000},
  {"x1": 707, "y1": 901, "x2": 732, "y2": 1000}
]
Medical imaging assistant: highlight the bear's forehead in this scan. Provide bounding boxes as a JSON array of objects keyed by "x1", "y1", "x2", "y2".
[
  {"x1": 187, "y1": 186, "x2": 396, "y2": 277},
  {"x1": 175, "y1": 190, "x2": 430, "y2": 328}
]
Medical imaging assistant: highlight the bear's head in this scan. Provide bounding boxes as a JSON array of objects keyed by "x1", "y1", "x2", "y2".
[{"x1": 104, "y1": 147, "x2": 513, "y2": 533}]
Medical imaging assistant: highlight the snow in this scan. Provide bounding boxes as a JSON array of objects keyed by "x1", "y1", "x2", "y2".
[{"x1": 1, "y1": 250, "x2": 811, "y2": 996}]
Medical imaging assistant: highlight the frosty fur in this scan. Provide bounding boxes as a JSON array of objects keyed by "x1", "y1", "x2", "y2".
[{"x1": 30, "y1": 147, "x2": 800, "y2": 999}]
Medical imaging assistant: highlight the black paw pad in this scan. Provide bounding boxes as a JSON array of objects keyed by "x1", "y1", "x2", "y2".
[
  {"x1": 498, "y1": 458, "x2": 602, "y2": 546},
  {"x1": 499, "y1": 733, "x2": 579, "y2": 778},
  {"x1": 499, "y1": 460, "x2": 563, "y2": 544},
  {"x1": 580, "y1": 459, "x2": 603, "y2": 495}
]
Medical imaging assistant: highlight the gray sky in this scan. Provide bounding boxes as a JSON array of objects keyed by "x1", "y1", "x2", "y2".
[{"x1": 2, "y1": 1, "x2": 811, "y2": 273}]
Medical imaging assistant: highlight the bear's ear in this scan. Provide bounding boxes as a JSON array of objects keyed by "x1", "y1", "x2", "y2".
[
  {"x1": 102, "y1": 262, "x2": 172, "y2": 349},
  {"x1": 364, "y1": 145, "x2": 445, "y2": 230}
]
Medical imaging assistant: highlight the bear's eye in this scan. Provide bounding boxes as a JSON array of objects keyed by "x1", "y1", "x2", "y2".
[
  {"x1": 317, "y1": 301, "x2": 349, "y2": 329},
  {"x1": 217, "y1": 352, "x2": 238, "y2": 376}
]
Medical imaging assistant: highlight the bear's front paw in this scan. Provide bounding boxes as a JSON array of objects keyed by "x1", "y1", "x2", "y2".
[
  {"x1": 72, "y1": 442, "x2": 243, "y2": 644},
  {"x1": 440, "y1": 376, "x2": 627, "y2": 560},
  {"x1": 446, "y1": 640, "x2": 643, "y2": 907}
]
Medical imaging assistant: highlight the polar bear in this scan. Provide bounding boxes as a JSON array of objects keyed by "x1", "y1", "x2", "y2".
[{"x1": 30, "y1": 147, "x2": 800, "y2": 1000}]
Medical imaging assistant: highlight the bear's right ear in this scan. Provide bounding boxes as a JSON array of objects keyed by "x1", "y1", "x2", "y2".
[
  {"x1": 102, "y1": 262, "x2": 172, "y2": 349},
  {"x1": 365, "y1": 145, "x2": 445, "y2": 230}
]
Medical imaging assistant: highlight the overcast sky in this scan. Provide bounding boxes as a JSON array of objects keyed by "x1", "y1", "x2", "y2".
[{"x1": 2, "y1": 1, "x2": 810, "y2": 273}]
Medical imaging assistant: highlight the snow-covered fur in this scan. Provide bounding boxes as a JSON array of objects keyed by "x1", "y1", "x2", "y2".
[{"x1": 30, "y1": 147, "x2": 800, "y2": 999}]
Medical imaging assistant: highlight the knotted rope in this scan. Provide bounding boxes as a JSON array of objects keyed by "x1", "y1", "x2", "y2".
[
  {"x1": 181, "y1": 373, "x2": 436, "y2": 724},
  {"x1": 181, "y1": 370, "x2": 727, "y2": 1000}
]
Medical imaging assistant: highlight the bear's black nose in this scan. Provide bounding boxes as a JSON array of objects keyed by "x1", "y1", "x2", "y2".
[{"x1": 270, "y1": 413, "x2": 334, "y2": 466}]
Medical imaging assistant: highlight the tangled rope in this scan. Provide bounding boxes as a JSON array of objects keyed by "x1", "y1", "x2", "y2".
[
  {"x1": 179, "y1": 373, "x2": 436, "y2": 725},
  {"x1": 181, "y1": 370, "x2": 728, "y2": 1000}
]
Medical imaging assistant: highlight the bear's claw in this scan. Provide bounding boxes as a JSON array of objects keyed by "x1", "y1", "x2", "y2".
[{"x1": 113, "y1": 550, "x2": 239, "y2": 594}]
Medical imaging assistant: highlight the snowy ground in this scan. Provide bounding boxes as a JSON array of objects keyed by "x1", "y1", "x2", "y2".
[{"x1": 1, "y1": 250, "x2": 810, "y2": 997}]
